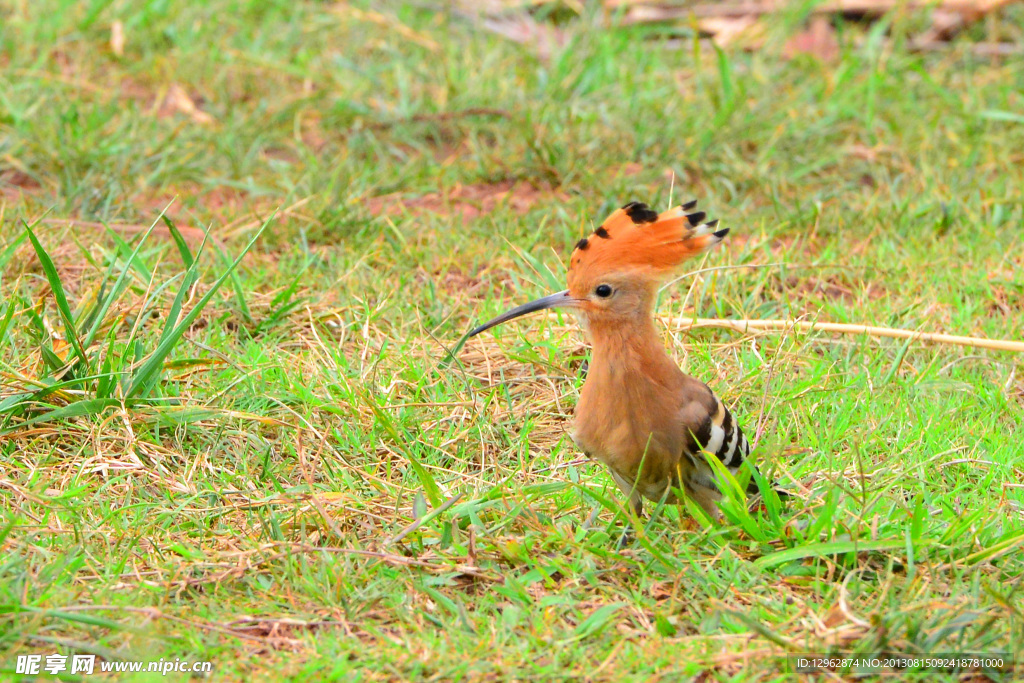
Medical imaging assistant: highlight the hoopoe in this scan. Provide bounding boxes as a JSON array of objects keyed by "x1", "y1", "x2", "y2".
[{"x1": 469, "y1": 200, "x2": 760, "y2": 519}]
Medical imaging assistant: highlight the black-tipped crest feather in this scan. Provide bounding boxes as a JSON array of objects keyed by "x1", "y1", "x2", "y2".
[{"x1": 623, "y1": 201, "x2": 659, "y2": 224}]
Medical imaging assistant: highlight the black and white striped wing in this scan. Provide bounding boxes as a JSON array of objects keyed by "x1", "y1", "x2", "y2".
[{"x1": 684, "y1": 393, "x2": 758, "y2": 494}]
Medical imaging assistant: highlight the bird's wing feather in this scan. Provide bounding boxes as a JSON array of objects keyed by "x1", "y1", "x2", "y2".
[{"x1": 678, "y1": 382, "x2": 757, "y2": 493}]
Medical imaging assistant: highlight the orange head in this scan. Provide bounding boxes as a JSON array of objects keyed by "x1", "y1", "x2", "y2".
[{"x1": 469, "y1": 200, "x2": 728, "y2": 337}]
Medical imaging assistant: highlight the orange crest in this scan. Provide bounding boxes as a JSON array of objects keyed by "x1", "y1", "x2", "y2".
[{"x1": 566, "y1": 200, "x2": 727, "y2": 296}]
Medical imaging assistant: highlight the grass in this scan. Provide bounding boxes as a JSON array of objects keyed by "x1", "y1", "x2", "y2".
[{"x1": 1, "y1": 1, "x2": 1023, "y2": 680}]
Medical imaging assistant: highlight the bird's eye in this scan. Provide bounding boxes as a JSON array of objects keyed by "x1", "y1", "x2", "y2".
[{"x1": 595, "y1": 284, "x2": 613, "y2": 298}]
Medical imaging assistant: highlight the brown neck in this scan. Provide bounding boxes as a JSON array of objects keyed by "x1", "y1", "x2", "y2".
[
  {"x1": 584, "y1": 314, "x2": 682, "y2": 393},
  {"x1": 572, "y1": 311, "x2": 688, "y2": 470}
]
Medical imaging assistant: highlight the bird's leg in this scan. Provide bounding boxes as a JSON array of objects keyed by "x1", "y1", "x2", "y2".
[
  {"x1": 687, "y1": 484, "x2": 722, "y2": 521},
  {"x1": 609, "y1": 471, "x2": 643, "y2": 516},
  {"x1": 616, "y1": 501, "x2": 641, "y2": 548},
  {"x1": 581, "y1": 505, "x2": 602, "y2": 530},
  {"x1": 613, "y1": 497, "x2": 648, "y2": 549},
  {"x1": 611, "y1": 469, "x2": 644, "y2": 512},
  {"x1": 615, "y1": 526, "x2": 634, "y2": 550}
]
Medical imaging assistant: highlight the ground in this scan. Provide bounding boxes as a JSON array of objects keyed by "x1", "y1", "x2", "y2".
[{"x1": 1, "y1": 1, "x2": 1023, "y2": 681}]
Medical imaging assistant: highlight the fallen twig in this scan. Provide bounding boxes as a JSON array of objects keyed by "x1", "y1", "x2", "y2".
[
  {"x1": 606, "y1": 0, "x2": 1016, "y2": 20},
  {"x1": 363, "y1": 108, "x2": 512, "y2": 131},
  {"x1": 668, "y1": 317, "x2": 1024, "y2": 353}
]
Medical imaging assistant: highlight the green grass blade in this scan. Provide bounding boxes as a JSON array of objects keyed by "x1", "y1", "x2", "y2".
[
  {"x1": 215, "y1": 241, "x2": 253, "y2": 325},
  {"x1": 153, "y1": 229, "x2": 210, "y2": 359},
  {"x1": 0, "y1": 230, "x2": 28, "y2": 269},
  {"x1": 0, "y1": 297, "x2": 17, "y2": 348},
  {"x1": 103, "y1": 225, "x2": 153, "y2": 283},
  {"x1": 95, "y1": 332, "x2": 117, "y2": 399},
  {"x1": 24, "y1": 223, "x2": 90, "y2": 373},
  {"x1": 161, "y1": 214, "x2": 195, "y2": 269},
  {"x1": 805, "y1": 488, "x2": 840, "y2": 542},
  {"x1": 0, "y1": 398, "x2": 120, "y2": 436},
  {"x1": 714, "y1": 44, "x2": 736, "y2": 118},
  {"x1": 754, "y1": 537, "x2": 937, "y2": 570},
  {"x1": 364, "y1": 393, "x2": 443, "y2": 508},
  {"x1": 701, "y1": 450, "x2": 767, "y2": 541},
  {"x1": 570, "y1": 603, "x2": 625, "y2": 640},
  {"x1": 156, "y1": 272, "x2": 192, "y2": 357},
  {"x1": 961, "y1": 533, "x2": 1024, "y2": 566},
  {"x1": 253, "y1": 259, "x2": 311, "y2": 335},
  {"x1": 506, "y1": 240, "x2": 563, "y2": 293},
  {"x1": 978, "y1": 110, "x2": 1024, "y2": 124},
  {"x1": 81, "y1": 215, "x2": 163, "y2": 351},
  {"x1": 13, "y1": 370, "x2": 120, "y2": 405},
  {"x1": 0, "y1": 392, "x2": 34, "y2": 416},
  {"x1": 2, "y1": 605, "x2": 138, "y2": 632},
  {"x1": 40, "y1": 344, "x2": 67, "y2": 373},
  {"x1": 881, "y1": 335, "x2": 913, "y2": 385},
  {"x1": 125, "y1": 216, "x2": 269, "y2": 399}
]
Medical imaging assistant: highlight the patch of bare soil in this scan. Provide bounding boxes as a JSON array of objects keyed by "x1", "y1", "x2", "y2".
[
  {"x1": 32, "y1": 184, "x2": 269, "y2": 262},
  {"x1": 783, "y1": 16, "x2": 841, "y2": 61},
  {"x1": 0, "y1": 169, "x2": 43, "y2": 200},
  {"x1": 118, "y1": 79, "x2": 214, "y2": 124},
  {"x1": 778, "y1": 274, "x2": 888, "y2": 311},
  {"x1": 429, "y1": 265, "x2": 500, "y2": 299},
  {"x1": 49, "y1": 49, "x2": 76, "y2": 78},
  {"x1": 135, "y1": 182, "x2": 260, "y2": 225},
  {"x1": 739, "y1": 271, "x2": 889, "y2": 317},
  {"x1": 728, "y1": 233, "x2": 824, "y2": 260},
  {"x1": 118, "y1": 77, "x2": 153, "y2": 108},
  {"x1": 6, "y1": 237, "x2": 89, "y2": 298},
  {"x1": 416, "y1": 265, "x2": 519, "y2": 302},
  {"x1": 788, "y1": 275, "x2": 852, "y2": 302},
  {"x1": 985, "y1": 266, "x2": 1024, "y2": 317},
  {"x1": 298, "y1": 111, "x2": 328, "y2": 151},
  {"x1": 607, "y1": 0, "x2": 1018, "y2": 55},
  {"x1": 367, "y1": 180, "x2": 568, "y2": 220}
]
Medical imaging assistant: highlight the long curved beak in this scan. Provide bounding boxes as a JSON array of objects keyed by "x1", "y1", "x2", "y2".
[{"x1": 469, "y1": 290, "x2": 576, "y2": 337}]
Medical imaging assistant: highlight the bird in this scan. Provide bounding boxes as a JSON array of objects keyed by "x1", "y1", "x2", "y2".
[{"x1": 468, "y1": 200, "x2": 762, "y2": 520}]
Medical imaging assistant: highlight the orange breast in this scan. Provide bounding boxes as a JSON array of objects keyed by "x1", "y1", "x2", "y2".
[{"x1": 572, "y1": 349, "x2": 691, "y2": 497}]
